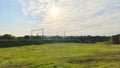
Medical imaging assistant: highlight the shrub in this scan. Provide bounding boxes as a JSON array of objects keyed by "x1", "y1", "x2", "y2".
[{"x1": 109, "y1": 34, "x2": 120, "y2": 44}]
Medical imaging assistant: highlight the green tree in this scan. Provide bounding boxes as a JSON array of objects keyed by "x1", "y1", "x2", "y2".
[
  {"x1": 2, "y1": 34, "x2": 15, "y2": 39},
  {"x1": 109, "y1": 34, "x2": 120, "y2": 44},
  {"x1": 23, "y1": 35, "x2": 31, "y2": 39}
]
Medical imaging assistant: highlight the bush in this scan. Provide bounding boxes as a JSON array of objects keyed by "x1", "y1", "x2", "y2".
[{"x1": 109, "y1": 34, "x2": 120, "y2": 44}]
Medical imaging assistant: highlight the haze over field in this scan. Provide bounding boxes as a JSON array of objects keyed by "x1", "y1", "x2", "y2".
[{"x1": 0, "y1": 0, "x2": 120, "y2": 36}]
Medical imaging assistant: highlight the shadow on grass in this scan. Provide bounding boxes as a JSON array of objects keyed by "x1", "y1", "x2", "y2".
[{"x1": 61, "y1": 52, "x2": 120, "y2": 64}]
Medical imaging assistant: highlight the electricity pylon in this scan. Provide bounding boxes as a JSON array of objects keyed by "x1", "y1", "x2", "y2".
[{"x1": 31, "y1": 28, "x2": 44, "y2": 37}]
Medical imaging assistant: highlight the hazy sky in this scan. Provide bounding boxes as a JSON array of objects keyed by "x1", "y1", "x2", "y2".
[{"x1": 0, "y1": 0, "x2": 120, "y2": 36}]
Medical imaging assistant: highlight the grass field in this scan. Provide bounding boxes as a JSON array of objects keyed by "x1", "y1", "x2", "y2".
[{"x1": 0, "y1": 43, "x2": 120, "y2": 68}]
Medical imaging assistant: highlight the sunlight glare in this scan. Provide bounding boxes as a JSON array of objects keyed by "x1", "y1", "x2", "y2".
[{"x1": 49, "y1": 5, "x2": 60, "y2": 17}]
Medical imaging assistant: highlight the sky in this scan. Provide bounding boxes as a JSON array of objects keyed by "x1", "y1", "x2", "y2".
[{"x1": 0, "y1": 0, "x2": 120, "y2": 36}]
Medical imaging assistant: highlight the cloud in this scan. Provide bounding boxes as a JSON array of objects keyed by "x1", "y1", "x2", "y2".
[{"x1": 19, "y1": 0, "x2": 120, "y2": 36}]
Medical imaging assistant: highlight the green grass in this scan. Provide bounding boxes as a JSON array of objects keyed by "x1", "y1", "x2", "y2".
[{"x1": 0, "y1": 43, "x2": 120, "y2": 68}]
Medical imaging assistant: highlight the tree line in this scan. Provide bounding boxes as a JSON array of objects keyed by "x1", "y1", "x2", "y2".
[
  {"x1": 0, "y1": 34, "x2": 119, "y2": 47},
  {"x1": 0, "y1": 34, "x2": 110, "y2": 43}
]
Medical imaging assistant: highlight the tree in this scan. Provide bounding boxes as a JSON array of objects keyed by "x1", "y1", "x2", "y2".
[
  {"x1": 2, "y1": 34, "x2": 15, "y2": 39},
  {"x1": 109, "y1": 34, "x2": 120, "y2": 44},
  {"x1": 23, "y1": 35, "x2": 31, "y2": 39}
]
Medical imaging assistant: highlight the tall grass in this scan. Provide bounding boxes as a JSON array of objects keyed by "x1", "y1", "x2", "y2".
[{"x1": 0, "y1": 43, "x2": 120, "y2": 68}]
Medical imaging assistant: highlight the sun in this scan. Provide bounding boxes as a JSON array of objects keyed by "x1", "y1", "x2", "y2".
[{"x1": 48, "y1": 5, "x2": 60, "y2": 17}]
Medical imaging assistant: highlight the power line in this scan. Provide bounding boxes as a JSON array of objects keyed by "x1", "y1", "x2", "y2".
[{"x1": 31, "y1": 28, "x2": 44, "y2": 37}]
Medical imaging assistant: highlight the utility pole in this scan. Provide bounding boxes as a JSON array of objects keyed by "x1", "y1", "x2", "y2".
[
  {"x1": 42, "y1": 28, "x2": 44, "y2": 36},
  {"x1": 31, "y1": 30, "x2": 33, "y2": 36},
  {"x1": 63, "y1": 31, "x2": 66, "y2": 39},
  {"x1": 57, "y1": 32, "x2": 58, "y2": 36},
  {"x1": 42, "y1": 28, "x2": 44, "y2": 38}
]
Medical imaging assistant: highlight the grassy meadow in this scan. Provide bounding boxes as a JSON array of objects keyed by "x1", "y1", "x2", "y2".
[{"x1": 0, "y1": 43, "x2": 120, "y2": 68}]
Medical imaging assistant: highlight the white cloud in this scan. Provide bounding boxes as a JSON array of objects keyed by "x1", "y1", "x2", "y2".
[{"x1": 19, "y1": 0, "x2": 120, "y2": 36}]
